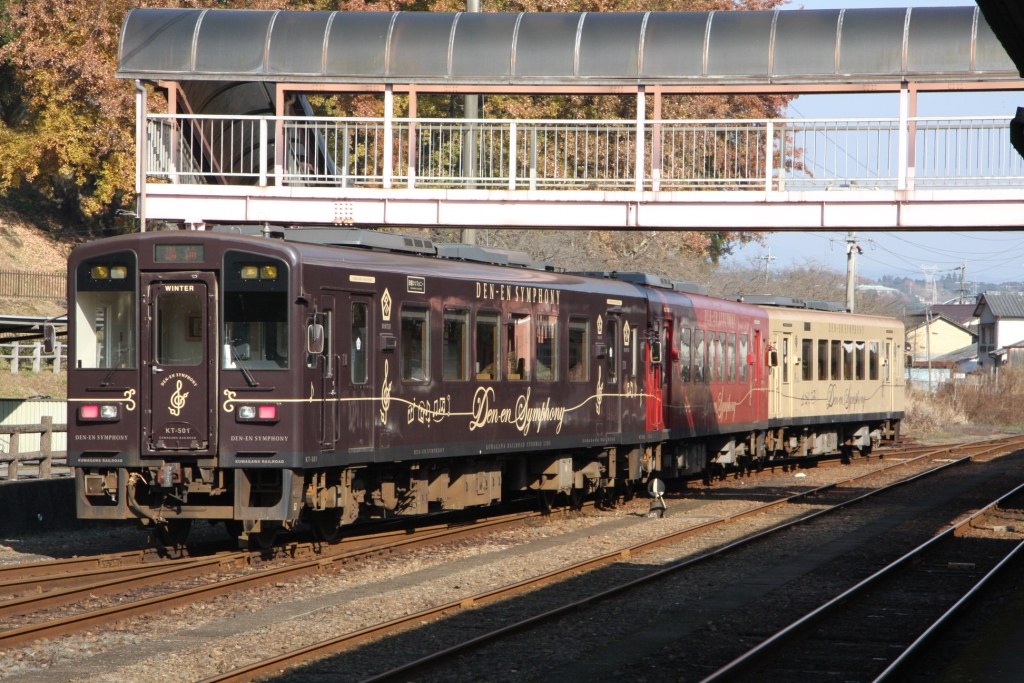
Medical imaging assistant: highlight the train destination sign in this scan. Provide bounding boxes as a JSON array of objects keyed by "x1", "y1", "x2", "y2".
[{"x1": 155, "y1": 244, "x2": 205, "y2": 263}]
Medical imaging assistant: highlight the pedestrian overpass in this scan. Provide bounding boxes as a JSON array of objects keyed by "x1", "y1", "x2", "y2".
[{"x1": 120, "y1": 6, "x2": 1024, "y2": 230}]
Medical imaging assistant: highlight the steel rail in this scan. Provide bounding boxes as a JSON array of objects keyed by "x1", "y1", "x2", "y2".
[
  {"x1": 0, "y1": 506, "x2": 568, "y2": 649},
  {"x1": 699, "y1": 457, "x2": 1024, "y2": 683},
  {"x1": 195, "y1": 437, "x2": 1024, "y2": 683}
]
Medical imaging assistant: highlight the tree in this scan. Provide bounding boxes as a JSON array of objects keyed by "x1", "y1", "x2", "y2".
[{"x1": 0, "y1": 0, "x2": 786, "y2": 250}]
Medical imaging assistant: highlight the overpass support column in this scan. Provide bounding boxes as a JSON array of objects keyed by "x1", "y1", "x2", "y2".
[
  {"x1": 652, "y1": 88, "x2": 662, "y2": 192},
  {"x1": 408, "y1": 89, "x2": 417, "y2": 190},
  {"x1": 907, "y1": 83, "x2": 918, "y2": 191},
  {"x1": 635, "y1": 86, "x2": 646, "y2": 193},
  {"x1": 384, "y1": 84, "x2": 394, "y2": 190},
  {"x1": 897, "y1": 83, "x2": 910, "y2": 191}
]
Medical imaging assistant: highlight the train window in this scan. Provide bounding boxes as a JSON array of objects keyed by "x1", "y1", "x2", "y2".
[
  {"x1": 507, "y1": 313, "x2": 531, "y2": 381},
  {"x1": 870, "y1": 341, "x2": 880, "y2": 381},
  {"x1": 727, "y1": 333, "x2": 736, "y2": 382},
  {"x1": 401, "y1": 307, "x2": 429, "y2": 382},
  {"x1": 443, "y1": 310, "x2": 469, "y2": 381},
  {"x1": 843, "y1": 341, "x2": 854, "y2": 381},
  {"x1": 75, "y1": 253, "x2": 137, "y2": 370},
  {"x1": 707, "y1": 331, "x2": 716, "y2": 382},
  {"x1": 155, "y1": 290, "x2": 203, "y2": 366},
  {"x1": 885, "y1": 341, "x2": 891, "y2": 381},
  {"x1": 781, "y1": 337, "x2": 789, "y2": 383},
  {"x1": 605, "y1": 320, "x2": 618, "y2": 385},
  {"x1": 476, "y1": 312, "x2": 500, "y2": 381},
  {"x1": 830, "y1": 340, "x2": 841, "y2": 380},
  {"x1": 739, "y1": 334, "x2": 748, "y2": 382},
  {"x1": 351, "y1": 303, "x2": 368, "y2": 384},
  {"x1": 801, "y1": 338, "x2": 813, "y2": 382},
  {"x1": 718, "y1": 333, "x2": 727, "y2": 382},
  {"x1": 855, "y1": 342, "x2": 866, "y2": 380},
  {"x1": 818, "y1": 340, "x2": 828, "y2": 381},
  {"x1": 76, "y1": 292, "x2": 137, "y2": 369},
  {"x1": 536, "y1": 316, "x2": 557, "y2": 381},
  {"x1": 694, "y1": 330, "x2": 705, "y2": 382},
  {"x1": 223, "y1": 253, "x2": 289, "y2": 370},
  {"x1": 631, "y1": 328, "x2": 638, "y2": 377},
  {"x1": 568, "y1": 318, "x2": 589, "y2": 381},
  {"x1": 680, "y1": 328, "x2": 692, "y2": 382}
]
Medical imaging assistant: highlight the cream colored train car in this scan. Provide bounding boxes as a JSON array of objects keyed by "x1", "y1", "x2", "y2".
[{"x1": 740, "y1": 297, "x2": 905, "y2": 457}]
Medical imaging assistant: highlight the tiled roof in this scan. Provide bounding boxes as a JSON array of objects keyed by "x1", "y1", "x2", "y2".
[
  {"x1": 974, "y1": 292, "x2": 1024, "y2": 319},
  {"x1": 928, "y1": 304, "x2": 977, "y2": 324}
]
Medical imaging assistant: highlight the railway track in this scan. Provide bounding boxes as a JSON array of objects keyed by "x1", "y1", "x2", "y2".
[
  {"x1": 185, "y1": 435, "x2": 1024, "y2": 683},
  {"x1": 700, "y1": 476, "x2": 1024, "y2": 683},
  {"x1": 0, "y1": 438, "x2": 919, "y2": 596},
  {"x1": 0, "y1": 506, "x2": 573, "y2": 648}
]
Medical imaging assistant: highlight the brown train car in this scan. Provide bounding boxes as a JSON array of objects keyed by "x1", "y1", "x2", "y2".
[{"x1": 66, "y1": 229, "x2": 903, "y2": 545}]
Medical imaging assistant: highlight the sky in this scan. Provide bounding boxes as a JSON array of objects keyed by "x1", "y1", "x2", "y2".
[{"x1": 724, "y1": 0, "x2": 1024, "y2": 286}]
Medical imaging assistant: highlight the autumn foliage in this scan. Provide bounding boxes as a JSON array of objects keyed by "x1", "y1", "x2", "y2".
[{"x1": 0, "y1": 0, "x2": 784, "y2": 257}]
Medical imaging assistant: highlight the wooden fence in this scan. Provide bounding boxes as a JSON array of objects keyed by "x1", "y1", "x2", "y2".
[
  {"x1": 0, "y1": 341, "x2": 65, "y2": 374},
  {"x1": 0, "y1": 417, "x2": 68, "y2": 480},
  {"x1": 0, "y1": 271, "x2": 66, "y2": 300}
]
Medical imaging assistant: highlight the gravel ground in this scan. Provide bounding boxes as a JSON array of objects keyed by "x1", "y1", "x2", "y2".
[{"x1": 0, "y1": 446, "x2": 1012, "y2": 683}]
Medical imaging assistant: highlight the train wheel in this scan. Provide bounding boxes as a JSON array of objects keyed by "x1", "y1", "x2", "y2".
[
  {"x1": 156, "y1": 519, "x2": 192, "y2": 547},
  {"x1": 310, "y1": 510, "x2": 342, "y2": 543},
  {"x1": 569, "y1": 486, "x2": 586, "y2": 511},
  {"x1": 250, "y1": 524, "x2": 280, "y2": 550},
  {"x1": 537, "y1": 490, "x2": 556, "y2": 515}
]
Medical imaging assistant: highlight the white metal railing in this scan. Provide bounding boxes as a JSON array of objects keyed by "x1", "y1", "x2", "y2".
[
  {"x1": 145, "y1": 114, "x2": 1024, "y2": 192},
  {"x1": 0, "y1": 341, "x2": 65, "y2": 374}
]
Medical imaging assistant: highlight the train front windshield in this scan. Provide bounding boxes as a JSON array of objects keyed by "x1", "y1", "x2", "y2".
[
  {"x1": 222, "y1": 253, "x2": 289, "y2": 370},
  {"x1": 74, "y1": 253, "x2": 137, "y2": 370}
]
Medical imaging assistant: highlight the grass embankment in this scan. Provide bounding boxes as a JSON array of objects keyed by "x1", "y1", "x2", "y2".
[{"x1": 903, "y1": 370, "x2": 1024, "y2": 443}]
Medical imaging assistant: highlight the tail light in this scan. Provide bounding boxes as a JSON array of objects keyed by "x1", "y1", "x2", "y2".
[
  {"x1": 237, "y1": 405, "x2": 280, "y2": 421},
  {"x1": 80, "y1": 405, "x2": 99, "y2": 419},
  {"x1": 80, "y1": 405, "x2": 119, "y2": 421},
  {"x1": 258, "y1": 405, "x2": 277, "y2": 419}
]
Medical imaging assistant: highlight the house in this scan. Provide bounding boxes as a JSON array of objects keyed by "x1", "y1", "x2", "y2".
[
  {"x1": 905, "y1": 313, "x2": 977, "y2": 366},
  {"x1": 905, "y1": 302, "x2": 979, "y2": 336},
  {"x1": 974, "y1": 292, "x2": 1024, "y2": 370},
  {"x1": 932, "y1": 343, "x2": 979, "y2": 375}
]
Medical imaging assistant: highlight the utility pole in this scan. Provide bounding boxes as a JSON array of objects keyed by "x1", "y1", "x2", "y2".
[
  {"x1": 830, "y1": 232, "x2": 863, "y2": 312},
  {"x1": 925, "y1": 308, "x2": 933, "y2": 393},
  {"x1": 845, "y1": 232, "x2": 860, "y2": 312},
  {"x1": 460, "y1": 0, "x2": 480, "y2": 246},
  {"x1": 756, "y1": 248, "x2": 777, "y2": 283},
  {"x1": 953, "y1": 262, "x2": 967, "y2": 304}
]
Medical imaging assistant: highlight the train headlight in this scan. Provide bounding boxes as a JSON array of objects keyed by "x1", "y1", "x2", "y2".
[
  {"x1": 90, "y1": 266, "x2": 109, "y2": 279},
  {"x1": 110, "y1": 266, "x2": 128, "y2": 280},
  {"x1": 260, "y1": 265, "x2": 278, "y2": 279},
  {"x1": 238, "y1": 406, "x2": 256, "y2": 419},
  {"x1": 240, "y1": 266, "x2": 259, "y2": 280},
  {"x1": 100, "y1": 405, "x2": 118, "y2": 418}
]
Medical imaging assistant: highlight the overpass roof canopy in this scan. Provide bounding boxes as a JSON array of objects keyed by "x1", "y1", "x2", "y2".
[{"x1": 118, "y1": 6, "x2": 1019, "y2": 86}]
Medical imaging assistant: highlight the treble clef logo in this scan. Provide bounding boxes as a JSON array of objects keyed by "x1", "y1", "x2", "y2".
[{"x1": 169, "y1": 379, "x2": 189, "y2": 417}]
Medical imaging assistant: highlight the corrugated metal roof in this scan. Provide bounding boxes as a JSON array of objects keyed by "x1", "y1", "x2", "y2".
[
  {"x1": 116, "y1": 7, "x2": 1018, "y2": 85},
  {"x1": 974, "y1": 292, "x2": 1024, "y2": 318},
  {"x1": 927, "y1": 304, "x2": 978, "y2": 324},
  {"x1": 932, "y1": 343, "x2": 978, "y2": 363}
]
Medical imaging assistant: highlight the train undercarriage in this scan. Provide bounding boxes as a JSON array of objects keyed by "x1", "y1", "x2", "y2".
[{"x1": 76, "y1": 418, "x2": 899, "y2": 547}]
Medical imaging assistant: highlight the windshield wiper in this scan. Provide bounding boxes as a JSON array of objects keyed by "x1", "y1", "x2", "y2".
[
  {"x1": 100, "y1": 347, "x2": 127, "y2": 387},
  {"x1": 229, "y1": 342, "x2": 259, "y2": 387}
]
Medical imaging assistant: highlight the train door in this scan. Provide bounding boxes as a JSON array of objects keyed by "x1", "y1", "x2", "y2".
[
  {"x1": 604, "y1": 314, "x2": 621, "y2": 435},
  {"x1": 753, "y1": 329, "x2": 763, "y2": 418},
  {"x1": 884, "y1": 336, "x2": 894, "y2": 412},
  {"x1": 142, "y1": 273, "x2": 217, "y2": 454},
  {"x1": 780, "y1": 331, "x2": 792, "y2": 418},
  {"x1": 338, "y1": 294, "x2": 375, "y2": 453},
  {"x1": 645, "y1": 320, "x2": 667, "y2": 431},
  {"x1": 318, "y1": 295, "x2": 338, "y2": 450}
]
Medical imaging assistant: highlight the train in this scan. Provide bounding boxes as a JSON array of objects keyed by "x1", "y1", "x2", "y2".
[{"x1": 66, "y1": 227, "x2": 905, "y2": 546}]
